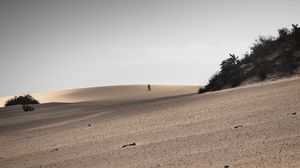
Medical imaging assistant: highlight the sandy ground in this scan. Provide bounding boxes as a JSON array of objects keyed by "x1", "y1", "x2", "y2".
[
  {"x1": 0, "y1": 85, "x2": 199, "y2": 107},
  {"x1": 0, "y1": 78, "x2": 299, "y2": 168}
]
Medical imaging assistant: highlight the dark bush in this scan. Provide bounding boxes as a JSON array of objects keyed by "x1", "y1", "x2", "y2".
[
  {"x1": 278, "y1": 28, "x2": 290, "y2": 41},
  {"x1": 296, "y1": 32, "x2": 300, "y2": 49},
  {"x1": 199, "y1": 24, "x2": 299, "y2": 94},
  {"x1": 22, "y1": 104, "x2": 35, "y2": 112},
  {"x1": 280, "y1": 50, "x2": 298, "y2": 74},
  {"x1": 204, "y1": 71, "x2": 224, "y2": 91},
  {"x1": 255, "y1": 60, "x2": 273, "y2": 80},
  {"x1": 291, "y1": 24, "x2": 299, "y2": 33},
  {"x1": 291, "y1": 24, "x2": 300, "y2": 49},
  {"x1": 250, "y1": 35, "x2": 276, "y2": 59},
  {"x1": 229, "y1": 72, "x2": 246, "y2": 87},
  {"x1": 257, "y1": 66, "x2": 267, "y2": 80},
  {"x1": 240, "y1": 52, "x2": 252, "y2": 64},
  {"x1": 5, "y1": 94, "x2": 40, "y2": 107},
  {"x1": 198, "y1": 87, "x2": 206, "y2": 94}
]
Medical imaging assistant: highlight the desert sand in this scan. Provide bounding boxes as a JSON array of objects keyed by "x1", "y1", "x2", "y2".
[
  {"x1": 0, "y1": 85, "x2": 199, "y2": 107},
  {"x1": 0, "y1": 79, "x2": 299, "y2": 168}
]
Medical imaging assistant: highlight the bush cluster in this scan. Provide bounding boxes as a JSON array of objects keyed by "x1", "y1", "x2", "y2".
[
  {"x1": 199, "y1": 24, "x2": 300, "y2": 94},
  {"x1": 200, "y1": 54, "x2": 245, "y2": 93}
]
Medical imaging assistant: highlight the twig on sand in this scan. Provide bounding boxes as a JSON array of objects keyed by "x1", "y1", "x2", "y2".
[
  {"x1": 122, "y1": 142, "x2": 136, "y2": 148},
  {"x1": 50, "y1": 148, "x2": 59, "y2": 152},
  {"x1": 234, "y1": 125, "x2": 243, "y2": 129}
]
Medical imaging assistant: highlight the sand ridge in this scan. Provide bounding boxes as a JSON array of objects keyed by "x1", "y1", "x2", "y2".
[{"x1": 0, "y1": 85, "x2": 199, "y2": 107}]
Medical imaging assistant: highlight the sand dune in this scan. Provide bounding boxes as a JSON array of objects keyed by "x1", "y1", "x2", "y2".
[
  {"x1": 0, "y1": 78, "x2": 299, "y2": 168},
  {"x1": 0, "y1": 85, "x2": 199, "y2": 107}
]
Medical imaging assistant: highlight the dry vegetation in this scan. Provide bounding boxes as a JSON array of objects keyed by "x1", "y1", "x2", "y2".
[{"x1": 199, "y1": 24, "x2": 300, "y2": 93}]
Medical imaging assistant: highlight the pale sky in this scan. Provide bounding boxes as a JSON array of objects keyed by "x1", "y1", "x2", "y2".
[{"x1": 0, "y1": 0, "x2": 299, "y2": 96}]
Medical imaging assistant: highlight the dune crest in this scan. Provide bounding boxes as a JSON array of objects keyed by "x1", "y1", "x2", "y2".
[{"x1": 0, "y1": 85, "x2": 199, "y2": 107}]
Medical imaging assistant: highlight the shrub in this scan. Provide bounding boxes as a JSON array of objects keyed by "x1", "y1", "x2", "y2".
[
  {"x1": 199, "y1": 24, "x2": 299, "y2": 94},
  {"x1": 255, "y1": 60, "x2": 273, "y2": 80},
  {"x1": 250, "y1": 35, "x2": 276, "y2": 59},
  {"x1": 278, "y1": 28, "x2": 290, "y2": 41},
  {"x1": 291, "y1": 24, "x2": 299, "y2": 33},
  {"x1": 257, "y1": 66, "x2": 267, "y2": 80},
  {"x1": 240, "y1": 52, "x2": 252, "y2": 64},
  {"x1": 229, "y1": 72, "x2": 246, "y2": 87},
  {"x1": 22, "y1": 104, "x2": 35, "y2": 112},
  {"x1": 291, "y1": 24, "x2": 300, "y2": 49},
  {"x1": 198, "y1": 87, "x2": 206, "y2": 94},
  {"x1": 280, "y1": 50, "x2": 297, "y2": 74},
  {"x1": 5, "y1": 94, "x2": 39, "y2": 107},
  {"x1": 205, "y1": 71, "x2": 224, "y2": 91}
]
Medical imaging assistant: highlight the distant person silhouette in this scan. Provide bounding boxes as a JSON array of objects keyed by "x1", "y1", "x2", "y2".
[{"x1": 147, "y1": 84, "x2": 151, "y2": 91}]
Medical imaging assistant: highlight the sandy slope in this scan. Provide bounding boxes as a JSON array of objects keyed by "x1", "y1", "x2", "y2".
[
  {"x1": 0, "y1": 78, "x2": 299, "y2": 168},
  {"x1": 0, "y1": 85, "x2": 199, "y2": 107}
]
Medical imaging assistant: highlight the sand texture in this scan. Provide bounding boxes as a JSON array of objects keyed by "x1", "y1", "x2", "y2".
[
  {"x1": 0, "y1": 85, "x2": 199, "y2": 107},
  {"x1": 0, "y1": 79, "x2": 299, "y2": 168}
]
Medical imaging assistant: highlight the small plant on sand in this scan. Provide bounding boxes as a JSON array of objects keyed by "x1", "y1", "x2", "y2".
[
  {"x1": 22, "y1": 104, "x2": 35, "y2": 111},
  {"x1": 5, "y1": 94, "x2": 39, "y2": 111}
]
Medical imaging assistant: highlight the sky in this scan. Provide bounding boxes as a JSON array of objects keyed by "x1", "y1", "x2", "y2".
[{"x1": 0, "y1": 0, "x2": 299, "y2": 96}]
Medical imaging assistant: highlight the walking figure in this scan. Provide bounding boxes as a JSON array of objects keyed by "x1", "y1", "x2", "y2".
[{"x1": 147, "y1": 84, "x2": 151, "y2": 91}]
